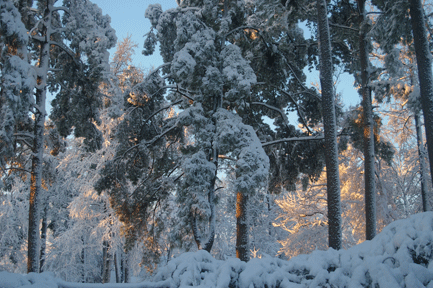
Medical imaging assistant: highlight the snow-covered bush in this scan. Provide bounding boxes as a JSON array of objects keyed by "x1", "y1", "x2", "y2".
[{"x1": 153, "y1": 211, "x2": 433, "y2": 287}]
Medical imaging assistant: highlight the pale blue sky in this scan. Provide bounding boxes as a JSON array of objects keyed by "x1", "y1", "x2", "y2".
[{"x1": 91, "y1": 0, "x2": 177, "y2": 69}]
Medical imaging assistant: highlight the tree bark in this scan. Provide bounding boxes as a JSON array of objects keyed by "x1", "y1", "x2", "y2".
[
  {"x1": 101, "y1": 240, "x2": 111, "y2": 283},
  {"x1": 124, "y1": 251, "x2": 130, "y2": 283},
  {"x1": 317, "y1": 0, "x2": 342, "y2": 250},
  {"x1": 39, "y1": 206, "x2": 48, "y2": 273},
  {"x1": 409, "y1": 0, "x2": 433, "y2": 202},
  {"x1": 27, "y1": 1, "x2": 51, "y2": 273},
  {"x1": 358, "y1": 0, "x2": 376, "y2": 240},
  {"x1": 114, "y1": 253, "x2": 120, "y2": 283},
  {"x1": 236, "y1": 191, "x2": 249, "y2": 261},
  {"x1": 415, "y1": 111, "x2": 430, "y2": 211}
]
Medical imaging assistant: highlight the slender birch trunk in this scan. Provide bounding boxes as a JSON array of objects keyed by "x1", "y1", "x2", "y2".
[{"x1": 415, "y1": 111, "x2": 430, "y2": 211}]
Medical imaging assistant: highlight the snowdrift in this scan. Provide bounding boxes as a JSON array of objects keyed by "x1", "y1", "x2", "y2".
[{"x1": 2, "y1": 212, "x2": 433, "y2": 288}]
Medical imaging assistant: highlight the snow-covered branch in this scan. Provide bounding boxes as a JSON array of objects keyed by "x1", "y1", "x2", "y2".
[
  {"x1": 48, "y1": 41, "x2": 81, "y2": 67},
  {"x1": 149, "y1": 63, "x2": 171, "y2": 76},
  {"x1": 251, "y1": 101, "x2": 291, "y2": 126},
  {"x1": 50, "y1": 6, "x2": 70, "y2": 14},
  {"x1": 30, "y1": 34, "x2": 45, "y2": 43}
]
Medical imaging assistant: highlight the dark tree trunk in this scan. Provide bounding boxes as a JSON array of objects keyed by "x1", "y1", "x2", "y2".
[
  {"x1": 409, "y1": 0, "x2": 433, "y2": 203},
  {"x1": 114, "y1": 253, "x2": 120, "y2": 283},
  {"x1": 80, "y1": 236, "x2": 86, "y2": 282},
  {"x1": 317, "y1": 0, "x2": 342, "y2": 250},
  {"x1": 124, "y1": 253, "x2": 130, "y2": 283},
  {"x1": 39, "y1": 207, "x2": 48, "y2": 272},
  {"x1": 101, "y1": 240, "x2": 111, "y2": 283},
  {"x1": 358, "y1": 0, "x2": 376, "y2": 240},
  {"x1": 236, "y1": 191, "x2": 249, "y2": 262}
]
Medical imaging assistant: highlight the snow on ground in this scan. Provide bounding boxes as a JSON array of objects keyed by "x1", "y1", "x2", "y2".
[{"x1": 2, "y1": 212, "x2": 433, "y2": 287}]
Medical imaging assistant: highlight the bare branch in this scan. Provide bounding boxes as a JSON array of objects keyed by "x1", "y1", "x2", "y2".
[
  {"x1": 2, "y1": 166, "x2": 31, "y2": 174},
  {"x1": 51, "y1": 6, "x2": 70, "y2": 13},
  {"x1": 14, "y1": 132, "x2": 35, "y2": 139},
  {"x1": 276, "y1": 88, "x2": 313, "y2": 135},
  {"x1": 225, "y1": 26, "x2": 261, "y2": 41},
  {"x1": 144, "y1": 100, "x2": 182, "y2": 123},
  {"x1": 149, "y1": 125, "x2": 177, "y2": 145},
  {"x1": 218, "y1": 155, "x2": 236, "y2": 161},
  {"x1": 175, "y1": 85, "x2": 195, "y2": 102},
  {"x1": 329, "y1": 22, "x2": 359, "y2": 32},
  {"x1": 261, "y1": 135, "x2": 324, "y2": 147}
]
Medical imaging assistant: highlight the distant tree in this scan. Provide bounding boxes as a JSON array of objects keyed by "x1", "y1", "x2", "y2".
[
  {"x1": 275, "y1": 143, "x2": 396, "y2": 258},
  {"x1": 369, "y1": 0, "x2": 431, "y2": 211}
]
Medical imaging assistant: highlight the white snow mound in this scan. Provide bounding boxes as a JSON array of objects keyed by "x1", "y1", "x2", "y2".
[{"x1": 2, "y1": 212, "x2": 433, "y2": 287}]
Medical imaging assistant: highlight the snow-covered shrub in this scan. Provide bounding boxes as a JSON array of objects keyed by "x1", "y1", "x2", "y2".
[{"x1": 153, "y1": 212, "x2": 433, "y2": 287}]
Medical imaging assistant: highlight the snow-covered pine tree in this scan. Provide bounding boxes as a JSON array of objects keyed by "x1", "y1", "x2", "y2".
[
  {"x1": 95, "y1": 35, "x2": 180, "y2": 274},
  {"x1": 1, "y1": 0, "x2": 116, "y2": 273},
  {"x1": 136, "y1": 0, "x2": 272, "y2": 261},
  {"x1": 0, "y1": 0, "x2": 35, "y2": 194}
]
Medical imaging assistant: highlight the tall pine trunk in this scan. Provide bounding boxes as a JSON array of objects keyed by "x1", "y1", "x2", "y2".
[
  {"x1": 358, "y1": 0, "x2": 376, "y2": 240},
  {"x1": 317, "y1": 0, "x2": 342, "y2": 250},
  {"x1": 415, "y1": 111, "x2": 430, "y2": 211},
  {"x1": 236, "y1": 191, "x2": 249, "y2": 261},
  {"x1": 27, "y1": 1, "x2": 51, "y2": 272},
  {"x1": 409, "y1": 0, "x2": 433, "y2": 198}
]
